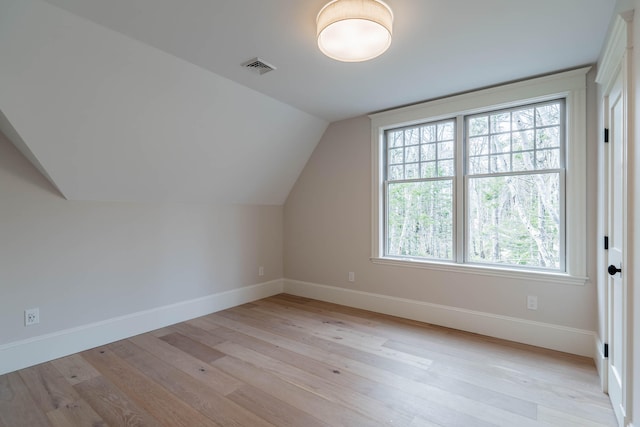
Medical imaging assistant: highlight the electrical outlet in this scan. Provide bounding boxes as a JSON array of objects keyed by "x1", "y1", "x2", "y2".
[
  {"x1": 527, "y1": 296, "x2": 538, "y2": 310},
  {"x1": 258, "y1": 266, "x2": 264, "y2": 276},
  {"x1": 25, "y1": 308, "x2": 39, "y2": 326},
  {"x1": 348, "y1": 272, "x2": 355, "y2": 282}
]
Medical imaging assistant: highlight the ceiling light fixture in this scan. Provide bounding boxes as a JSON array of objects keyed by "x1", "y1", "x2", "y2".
[{"x1": 317, "y1": 0, "x2": 393, "y2": 62}]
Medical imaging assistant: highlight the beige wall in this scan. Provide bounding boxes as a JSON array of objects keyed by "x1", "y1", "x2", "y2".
[
  {"x1": 0, "y1": 132, "x2": 283, "y2": 345},
  {"x1": 285, "y1": 73, "x2": 600, "y2": 332}
]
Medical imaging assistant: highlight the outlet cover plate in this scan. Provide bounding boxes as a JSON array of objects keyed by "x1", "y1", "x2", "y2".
[{"x1": 25, "y1": 308, "x2": 40, "y2": 326}]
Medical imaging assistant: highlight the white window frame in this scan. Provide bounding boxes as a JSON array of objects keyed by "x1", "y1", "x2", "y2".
[{"x1": 370, "y1": 68, "x2": 589, "y2": 285}]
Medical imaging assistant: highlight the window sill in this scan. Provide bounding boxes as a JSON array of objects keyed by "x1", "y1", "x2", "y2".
[{"x1": 369, "y1": 257, "x2": 588, "y2": 286}]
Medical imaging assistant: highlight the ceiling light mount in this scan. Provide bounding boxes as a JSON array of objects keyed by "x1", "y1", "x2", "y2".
[{"x1": 317, "y1": 0, "x2": 393, "y2": 62}]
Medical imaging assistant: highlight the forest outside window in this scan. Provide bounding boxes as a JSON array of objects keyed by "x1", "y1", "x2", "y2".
[
  {"x1": 384, "y1": 100, "x2": 565, "y2": 271},
  {"x1": 465, "y1": 100, "x2": 564, "y2": 269},
  {"x1": 385, "y1": 120, "x2": 455, "y2": 261}
]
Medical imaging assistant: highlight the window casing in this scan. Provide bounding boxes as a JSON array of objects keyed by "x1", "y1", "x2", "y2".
[{"x1": 371, "y1": 68, "x2": 588, "y2": 284}]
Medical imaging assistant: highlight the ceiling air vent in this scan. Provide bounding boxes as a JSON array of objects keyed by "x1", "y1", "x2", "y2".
[{"x1": 242, "y1": 57, "x2": 276, "y2": 75}]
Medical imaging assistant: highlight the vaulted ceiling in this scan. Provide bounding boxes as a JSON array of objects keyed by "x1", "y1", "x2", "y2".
[{"x1": 0, "y1": 0, "x2": 616, "y2": 204}]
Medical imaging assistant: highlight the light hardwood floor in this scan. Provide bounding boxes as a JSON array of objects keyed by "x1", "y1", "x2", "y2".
[{"x1": 0, "y1": 294, "x2": 616, "y2": 426}]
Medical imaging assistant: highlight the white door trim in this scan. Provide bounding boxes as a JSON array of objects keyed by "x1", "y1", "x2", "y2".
[{"x1": 596, "y1": 10, "x2": 635, "y2": 427}]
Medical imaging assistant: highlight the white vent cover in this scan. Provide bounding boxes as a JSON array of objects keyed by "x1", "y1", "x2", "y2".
[{"x1": 242, "y1": 57, "x2": 276, "y2": 75}]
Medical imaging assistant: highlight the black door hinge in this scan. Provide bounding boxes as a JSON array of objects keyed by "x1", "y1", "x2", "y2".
[
  {"x1": 604, "y1": 128, "x2": 609, "y2": 143},
  {"x1": 604, "y1": 343, "x2": 609, "y2": 358},
  {"x1": 604, "y1": 236, "x2": 609, "y2": 250}
]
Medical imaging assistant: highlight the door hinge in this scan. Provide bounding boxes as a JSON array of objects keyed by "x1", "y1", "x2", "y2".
[
  {"x1": 604, "y1": 343, "x2": 609, "y2": 358},
  {"x1": 604, "y1": 128, "x2": 609, "y2": 143},
  {"x1": 604, "y1": 236, "x2": 609, "y2": 250}
]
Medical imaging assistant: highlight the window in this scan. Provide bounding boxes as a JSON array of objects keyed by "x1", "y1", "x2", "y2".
[
  {"x1": 466, "y1": 101, "x2": 564, "y2": 269},
  {"x1": 371, "y1": 69, "x2": 588, "y2": 282},
  {"x1": 386, "y1": 120, "x2": 455, "y2": 260}
]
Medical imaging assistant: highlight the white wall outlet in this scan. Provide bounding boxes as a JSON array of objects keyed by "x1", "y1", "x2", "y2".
[
  {"x1": 25, "y1": 308, "x2": 39, "y2": 326},
  {"x1": 258, "y1": 266, "x2": 264, "y2": 276},
  {"x1": 527, "y1": 295, "x2": 538, "y2": 310},
  {"x1": 348, "y1": 272, "x2": 355, "y2": 282}
]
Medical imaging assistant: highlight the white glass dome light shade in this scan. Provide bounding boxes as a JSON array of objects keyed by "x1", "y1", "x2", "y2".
[{"x1": 317, "y1": 0, "x2": 393, "y2": 62}]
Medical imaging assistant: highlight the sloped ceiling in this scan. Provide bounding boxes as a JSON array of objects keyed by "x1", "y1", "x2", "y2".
[
  {"x1": 0, "y1": 0, "x2": 615, "y2": 204},
  {"x1": 0, "y1": 0, "x2": 328, "y2": 204}
]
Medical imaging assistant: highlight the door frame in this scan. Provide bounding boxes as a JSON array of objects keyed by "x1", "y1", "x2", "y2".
[{"x1": 596, "y1": 10, "x2": 634, "y2": 426}]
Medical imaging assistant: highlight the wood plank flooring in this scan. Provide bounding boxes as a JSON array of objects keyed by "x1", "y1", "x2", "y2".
[{"x1": 0, "y1": 294, "x2": 617, "y2": 426}]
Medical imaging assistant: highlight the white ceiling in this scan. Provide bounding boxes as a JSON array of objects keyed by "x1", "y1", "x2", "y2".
[
  {"x1": 43, "y1": 0, "x2": 615, "y2": 122},
  {"x1": 0, "y1": 0, "x2": 616, "y2": 204}
]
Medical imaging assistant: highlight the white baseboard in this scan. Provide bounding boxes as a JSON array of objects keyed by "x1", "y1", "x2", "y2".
[
  {"x1": 0, "y1": 279, "x2": 283, "y2": 375},
  {"x1": 2, "y1": 278, "x2": 598, "y2": 375},
  {"x1": 283, "y1": 279, "x2": 596, "y2": 358}
]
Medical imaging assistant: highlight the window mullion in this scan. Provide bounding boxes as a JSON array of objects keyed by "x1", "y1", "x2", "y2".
[{"x1": 455, "y1": 115, "x2": 465, "y2": 264}]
